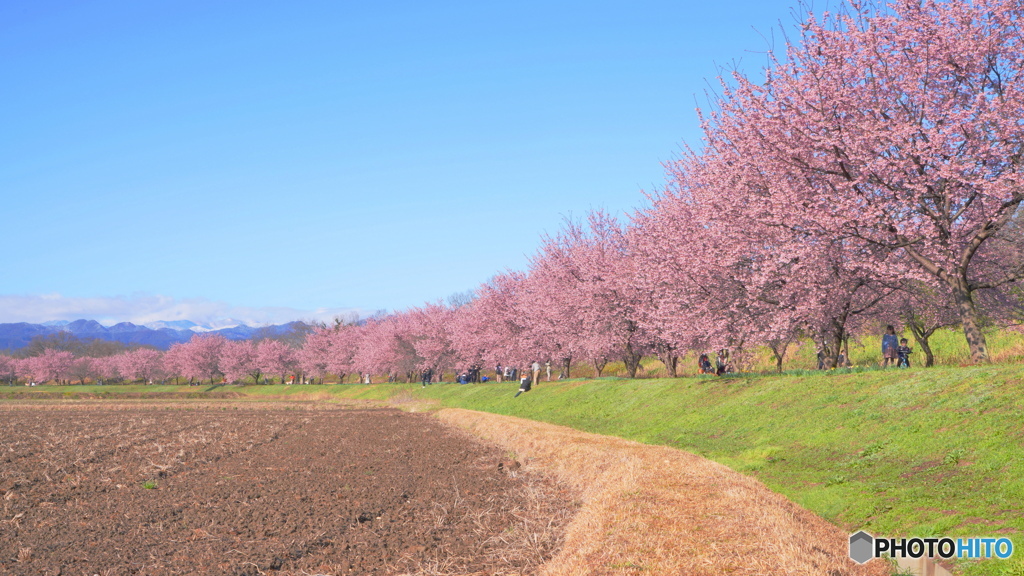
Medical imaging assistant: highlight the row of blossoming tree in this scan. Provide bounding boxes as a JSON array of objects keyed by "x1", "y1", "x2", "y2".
[
  {"x1": 419, "y1": 0, "x2": 1023, "y2": 374},
  {"x1": 0, "y1": 338, "x2": 301, "y2": 385},
  {"x1": 3, "y1": 0, "x2": 1023, "y2": 386}
]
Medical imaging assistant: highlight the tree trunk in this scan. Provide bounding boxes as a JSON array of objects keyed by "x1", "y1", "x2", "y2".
[
  {"x1": 827, "y1": 329, "x2": 844, "y2": 370},
  {"x1": 658, "y1": 350, "x2": 678, "y2": 377},
  {"x1": 953, "y1": 284, "x2": 989, "y2": 363},
  {"x1": 767, "y1": 341, "x2": 788, "y2": 373},
  {"x1": 905, "y1": 318, "x2": 936, "y2": 367},
  {"x1": 916, "y1": 330, "x2": 935, "y2": 367},
  {"x1": 622, "y1": 344, "x2": 642, "y2": 379},
  {"x1": 592, "y1": 357, "x2": 607, "y2": 377},
  {"x1": 816, "y1": 321, "x2": 845, "y2": 370},
  {"x1": 822, "y1": 310, "x2": 851, "y2": 369},
  {"x1": 920, "y1": 337, "x2": 934, "y2": 367},
  {"x1": 560, "y1": 356, "x2": 572, "y2": 380}
]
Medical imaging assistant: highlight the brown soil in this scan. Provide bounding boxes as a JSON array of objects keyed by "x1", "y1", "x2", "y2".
[{"x1": 0, "y1": 404, "x2": 574, "y2": 576}]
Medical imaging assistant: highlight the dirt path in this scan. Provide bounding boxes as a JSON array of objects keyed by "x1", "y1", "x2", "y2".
[
  {"x1": 0, "y1": 405, "x2": 573, "y2": 575},
  {"x1": 438, "y1": 408, "x2": 894, "y2": 576}
]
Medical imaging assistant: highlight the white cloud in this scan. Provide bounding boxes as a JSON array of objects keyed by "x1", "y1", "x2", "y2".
[{"x1": 0, "y1": 293, "x2": 363, "y2": 328}]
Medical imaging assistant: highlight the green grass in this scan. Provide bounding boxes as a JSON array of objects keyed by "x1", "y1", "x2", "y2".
[{"x1": 5, "y1": 365, "x2": 1024, "y2": 575}]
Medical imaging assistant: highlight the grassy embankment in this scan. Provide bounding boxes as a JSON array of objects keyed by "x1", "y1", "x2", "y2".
[
  {"x1": 4, "y1": 363, "x2": 1023, "y2": 575},
  {"x1": 414, "y1": 367, "x2": 1024, "y2": 576}
]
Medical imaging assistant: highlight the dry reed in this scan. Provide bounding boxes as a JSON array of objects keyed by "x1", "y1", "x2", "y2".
[{"x1": 437, "y1": 408, "x2": 894, "y2": 576}]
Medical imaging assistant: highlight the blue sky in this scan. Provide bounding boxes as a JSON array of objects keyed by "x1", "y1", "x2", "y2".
[{"x1": 2, "y1": 0, "x2": 800, "y2": 326}]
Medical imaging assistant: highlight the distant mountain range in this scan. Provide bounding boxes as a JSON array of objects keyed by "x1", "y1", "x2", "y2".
[{"x1": 0, "y1": 319, "x2": 307, "y2": 351}]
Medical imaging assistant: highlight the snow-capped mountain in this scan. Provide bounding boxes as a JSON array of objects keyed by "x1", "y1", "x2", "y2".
[
  {"x1": 0, "y1": 319, "x2": 309, "y2": 350},
  {"x1": 143, "y1": 320, "x2": 202, "y2": 331}
]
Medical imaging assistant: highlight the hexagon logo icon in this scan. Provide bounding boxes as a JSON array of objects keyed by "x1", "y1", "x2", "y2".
[{"x1": 849, "y1": 531, "x2": 874, "y2": 564}]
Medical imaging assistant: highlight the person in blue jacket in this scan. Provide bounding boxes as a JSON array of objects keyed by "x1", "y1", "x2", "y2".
[{"x1": 882, "y1": 325, "x2": 899, "y2": 368}]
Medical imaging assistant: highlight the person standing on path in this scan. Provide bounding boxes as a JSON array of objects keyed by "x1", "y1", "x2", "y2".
[
  {"x1": 531, "y1": 360, "x2": 541, "y2": 387},
  {"x1": 882, "y1": 325, "x2": 899, "y2": 368},
  {"x1": 545, "y1": 360, "x2": 551, "y2": 381}
]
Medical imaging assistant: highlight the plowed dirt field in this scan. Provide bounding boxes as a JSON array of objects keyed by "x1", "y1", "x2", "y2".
[{"x1": 0, "y1": 404, "x2": 573, "y2": 576}]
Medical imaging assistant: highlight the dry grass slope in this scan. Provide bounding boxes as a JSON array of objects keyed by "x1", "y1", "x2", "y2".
[{"x1": 438, "y1": 408, "x2": 893, "y2": 576}]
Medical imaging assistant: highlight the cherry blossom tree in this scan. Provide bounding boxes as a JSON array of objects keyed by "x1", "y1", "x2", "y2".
[
  {"x1": 451, "y1": 271, "x2": 533, "y2": 372},
  {"x1": 159, "y1": 347, "x2": 182, "y2": 384},
  {"x1": 26, "y1": 349, "x2": 75, "y2": 384},
  {"x1": 117, "y1": 348, "x2": 164, "y2": 383},
  {"x1": 219, "y1": 340, "x2": 258, "y2": 384},
  {"x1": 91, "y1": 355, "x2": 122, "y2": 384},
  {"x1": 530, "y1": 212, "x2": 653, "y2": 378},
  {"x1": 68, "y1": 356, "x2": 98, "y2": 385},
  {"x1": 639, "y1": 141, "x2": 909, "y2": 371},
  {"x1": 629, "y1": 196, "x2": 724, "y2": 371},
  {"x1": 166, "y1": 334, "x2": 225, "y2": 384},
  {"x1": 352, "y1": 316, "x2": 420, "y2": 383},
  {"x1": 406, "y1": 302, "x2": 458, "y2": 381},
  {"x1": 299, "y1": 328, "x2": 331, "y2": 382},
  {"x1": 624, "y1": 222, "x2": 685, "y2": 376},
  {"x1": 0, "y1": 356, "x2": 18, "y2": 385},
  {"x1": 697, "y1": 0, "x2": 1024, "y2": 362},
  {"x1": 15, "y1": 357, "x2": 34, "y2": 384},
  {"x1": 326, "y1": 324, "x2": 362, "y2": 383},
  {"x1": 258, "y1": 339, "x2": 298, "y2": 384},
  {"x1": 632, "y1": 171, "x2": 791, "y2": 371}
]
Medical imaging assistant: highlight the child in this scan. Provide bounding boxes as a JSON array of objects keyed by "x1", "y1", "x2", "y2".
[{"x1": 896, "y1": 338, "x2": 912, "y2": 368}]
